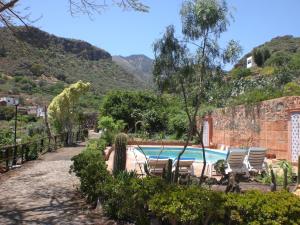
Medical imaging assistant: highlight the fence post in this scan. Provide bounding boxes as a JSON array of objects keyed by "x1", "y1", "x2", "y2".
[
  {"x1": 5, "y1": 148, "x2": 9, "y2": 171},
  {"x1": 54, "y1": 136, "x2": 57, "y2": 150},
  {"x1": 40, "y1": 139, "x2": 44, "y2": 153},
  {"x1": 25, "y1": 144, "x2": 29, "y2": 161},
  {"x1": 21, "y1": 144, "x2": 25, "y2": 164}
]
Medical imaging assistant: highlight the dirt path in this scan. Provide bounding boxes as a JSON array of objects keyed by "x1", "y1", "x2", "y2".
[{"x1": 0, "y1": 141, "x2": 116, "y2": 225}]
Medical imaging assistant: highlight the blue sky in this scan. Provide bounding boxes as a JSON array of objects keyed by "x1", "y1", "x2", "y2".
[{"x1": 20, "y1": 0, "x2": 300, "y2": 65}]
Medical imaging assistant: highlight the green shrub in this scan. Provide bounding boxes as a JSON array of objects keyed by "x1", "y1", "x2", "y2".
[
  {"x1": 70, "y1": 141, "x2": 110, "y2": 204},
  {"x1": 253, "y1": 47, "x2": 270, "y2": 67},
  {"x1": 98, "y1": 116, "x2": 125, "y2": 145},
  {"x1": 149, "y1": 186, "x2": 225, "y2": 225},
  {"x1": 261, "y1": 66, "x2": 276, "y2": 76},
  {"x1": 102, "y1": 171, "x2": 138, "y2": 221},
  {"x1": 230, "y1": 68, "x2": 252, "y2": 79},
  {"x1": 283, "y1": 82, "x2": 300, "y2": 96},
  {"x1": 0, "y1": 106, "x2": 15, "y2": 120},
  {"x1": 265, "y1": 52, "x2": 292, "y2": 67},
  {"x1": 0, "y1": 129, "x2": 14, "y2": 146},
  {"x1": 225, "y1": 191, "x2": 300, "y2": 225},
  {"x1": 103, "y1": 175, "x2": 166, "y2": 224},
  {"x1": 167, "y1": 112, "x2": 188, "y2": 139},
  {"x1": 30, "y1": 63, "x2": 44, "y2": 76}
]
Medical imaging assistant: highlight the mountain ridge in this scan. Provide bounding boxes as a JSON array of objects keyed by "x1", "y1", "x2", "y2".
[{"x1": 0, "y1": 26, "x2": 150, "y2": 108}]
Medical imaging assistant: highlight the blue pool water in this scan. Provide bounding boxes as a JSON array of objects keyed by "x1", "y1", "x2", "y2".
[{"x1": 136, "y1": 146, "x2": 227, "y2": 162}]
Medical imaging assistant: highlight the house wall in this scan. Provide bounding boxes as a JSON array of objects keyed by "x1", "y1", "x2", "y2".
[{"x1": 209, "y1": 96, "x2": 300, "y2": 160}]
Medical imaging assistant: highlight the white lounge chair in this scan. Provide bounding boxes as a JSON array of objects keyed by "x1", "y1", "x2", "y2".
[
  {"x1": 225, "y1": 148, "x2": 248, "y2": 175},
  {"x1": 245, "y1": 147, "x2": 267, "y2": 173},
  {"x1": 172, "y1": 157, "x2": 195, "y2": 176},
  {"x1": 147, "y1": 156, "x2": 169, "y2": 175}
]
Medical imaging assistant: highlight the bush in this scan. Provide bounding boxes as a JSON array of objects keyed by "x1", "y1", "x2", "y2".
[
  {"x1": 230, "y1": 68, "x2": 252, "y2": 79},
  {"x1": 149, "y1": 186, "x2": 225, "y2": 225},
  {"x1": 283, "y1": 82, "x2": 300, "y2": 96},
  {"x1": 265, "y1": 52, "x2": 292, "y2": 67},
  {"x1": 70, "y1": 140, "x2": 110, "y2": 204},
  {"x1": 253, "y1": 47, "x2": 270, "y2": 67},
  {"x1": 167, "y1": 112, "x2": 188, "y2": 139},
  {"x1": 103, "y1": 174, "x2": 167, "y2": 224},
  {"x1": 261, "y1": 66, "x2": 275, "y2": 76},
  {"x1": 98, "y1": 116, "x2": 125, "y2": 145},
  {"x1": 0, "y1": 129, "x2": 14, "y2": 146},
  {"x1": 0, "y1": 106, "x2": 15, "y2": 120},
  {"x1": 30, "y1": 63, "x2": 44, "y2": 76},
  {"x1": 225, "y1": 191, "x2": 300, "y2": 225}
]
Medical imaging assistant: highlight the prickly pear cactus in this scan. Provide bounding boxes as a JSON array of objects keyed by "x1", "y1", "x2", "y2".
[{"x1": 113, "y1": 133, "x2": 128, "y2": 176}]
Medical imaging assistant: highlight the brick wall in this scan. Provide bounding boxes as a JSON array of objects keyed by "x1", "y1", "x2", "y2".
[{"x1": 209, "y1": 96, "x2": 300, "y2": 160}]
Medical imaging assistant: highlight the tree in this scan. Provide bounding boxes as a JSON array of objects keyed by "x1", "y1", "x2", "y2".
[
  {"x1": 153, "y1": 0, "x2": 241, "y2": 182},
  {"x1": 253, "y1": 47, "x2": 271, "y2": 67},
  {"x1": 0, "y1": 0, "x2": 148, "y2": 29},
  {"x1": 48, "y1": 80, "x2": 90, "y2": 145}
]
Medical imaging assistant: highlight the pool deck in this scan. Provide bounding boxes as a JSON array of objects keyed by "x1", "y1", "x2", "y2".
[
  {"x1": 105, "y1": 145, "x2": 297, "y2": 178},
  {"x1": 105, "y1": 145, "x2": 221, "y2": 177}
]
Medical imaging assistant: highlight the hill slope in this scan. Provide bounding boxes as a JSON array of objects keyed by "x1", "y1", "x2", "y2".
[
  {"x1": 236, "y1": 35, "x2": 300, "y2": 68},
  {"x1": 112, "y1": 54, "x2": 153, "y2": 84},
  {"x1": 0, "y1": 27, "x2": 149, "y2": 107}
]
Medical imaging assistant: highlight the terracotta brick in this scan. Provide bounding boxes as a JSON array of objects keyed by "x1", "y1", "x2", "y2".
[{"x1": 209, "y1": 96, "x2": 300, "y2": 160}]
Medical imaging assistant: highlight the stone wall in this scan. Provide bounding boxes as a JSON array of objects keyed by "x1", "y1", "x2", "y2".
[{"x1": 210, "y1": 96, "x2": 300, "y2": 160}]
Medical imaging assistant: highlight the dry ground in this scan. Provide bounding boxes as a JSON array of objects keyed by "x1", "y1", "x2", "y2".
[{"x1": 0, "y1": 141, "x2": 121, "y2": 225}]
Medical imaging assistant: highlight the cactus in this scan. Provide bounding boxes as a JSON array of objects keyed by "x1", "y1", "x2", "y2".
[{"x1": 113, "y1": 133, "x2": 128, "y2": 176}]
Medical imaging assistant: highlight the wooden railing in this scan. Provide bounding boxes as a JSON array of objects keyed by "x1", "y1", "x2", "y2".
[{"x1": 0, "y1": 130, "x2": 88, "y2": 172}]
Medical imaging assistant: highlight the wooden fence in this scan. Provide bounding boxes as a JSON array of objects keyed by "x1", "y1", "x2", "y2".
[{"x1": 0, "y1": 130, "x2": 88, "y2": 172}]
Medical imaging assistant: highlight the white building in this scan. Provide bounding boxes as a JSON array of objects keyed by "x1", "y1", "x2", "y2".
[
  {"x1": 27, "y1": 106, "x2": 45, "y2": 118},
  {"x1": 0, "y1": 96, "x2": 19, "y2": 106},
  {"x1": 246, "y1": 56, "x2": 255, "y2": 68}
]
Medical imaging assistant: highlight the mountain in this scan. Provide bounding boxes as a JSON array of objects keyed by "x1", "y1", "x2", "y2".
[
  {"x1": 112, "y1": 54, "x2": 153, "y2": 84},
  {"x1": 0, "y1": 26, "x2": 150, "y2": 108}
]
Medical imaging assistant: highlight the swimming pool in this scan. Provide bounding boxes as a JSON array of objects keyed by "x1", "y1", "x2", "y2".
[{"x1": 135, "y1": 146, "x2": 227, "y2": 162}]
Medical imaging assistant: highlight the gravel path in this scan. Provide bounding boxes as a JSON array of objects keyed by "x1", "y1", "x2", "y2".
[{"x1": 0, "y1": 142, "x2": 117, "y2": 225}]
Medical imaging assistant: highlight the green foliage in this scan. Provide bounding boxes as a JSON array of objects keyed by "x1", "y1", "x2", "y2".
[
  {"x1": 229, "y1": 87, "x2": 282, "y2": 106},
  {"x1": 256, "y1": 161, "x2": 293, "y2": 186},
  {"x1": 225, "y1": 191, "x2": 300, "y2": 225},
  {"x1": 167, "y1": 112, "x2": 188, "y2": 139},
  {"x1": 98, "y1": 116, "x2": 125, "y2": 145},
  {"x1": 283, "y1": 82, "x2": 300, "y2": 96},
  {"x1": 261, "y1": 66, "x2": 275, "y2": 76},
  {"x1": 70, "y1": 140, "x2": 110, "y2": 204},
  {"x1": 100, "y1": 91, "x2": 186, "y2": 138},
  {"x1": 265, "y1": 51, "x2": 292, "y2": 67},
  {"x1": 230, "y1": 68, "x2": 252, "y2": 79},
  {"x1": 149, "y1": 186, "x2": 225, "y2": 225},
  {"x1": 289, "y1": 52, "x2": 300, "y2": 70},
  {"x1": 71, "y1": 140, "x2": 300, "y2": 225},
  {"x1": 48, "y1": 81, "x2": 90, "y2": 134},
  {"x1": 113, "y1": 133, "x2": 128, "y2": 176},
  {"x1": 100, "y1": 91, "x2": 161, "y2": 132},
  {"x1": 30, "y1": 63, "x2": 45, "y2": 76},
  {"x1": 0, "y1": 129, "x2": 13, "y2": 146},
  {"x1": 27, "y1": 122, "x2": 46, "y2": 137},
  {"x1": 214, "y1": 159, "x2": 226, "y2": 175},
  {"x1": 0, "y1": 27, "x2": 149, "y2": 103},
  {"x1": 253, "y1": 47, "x2": 271, "y2": 67},
  {"x1": 0, "y1": 106, "x2": 15, "y2": 120}
]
